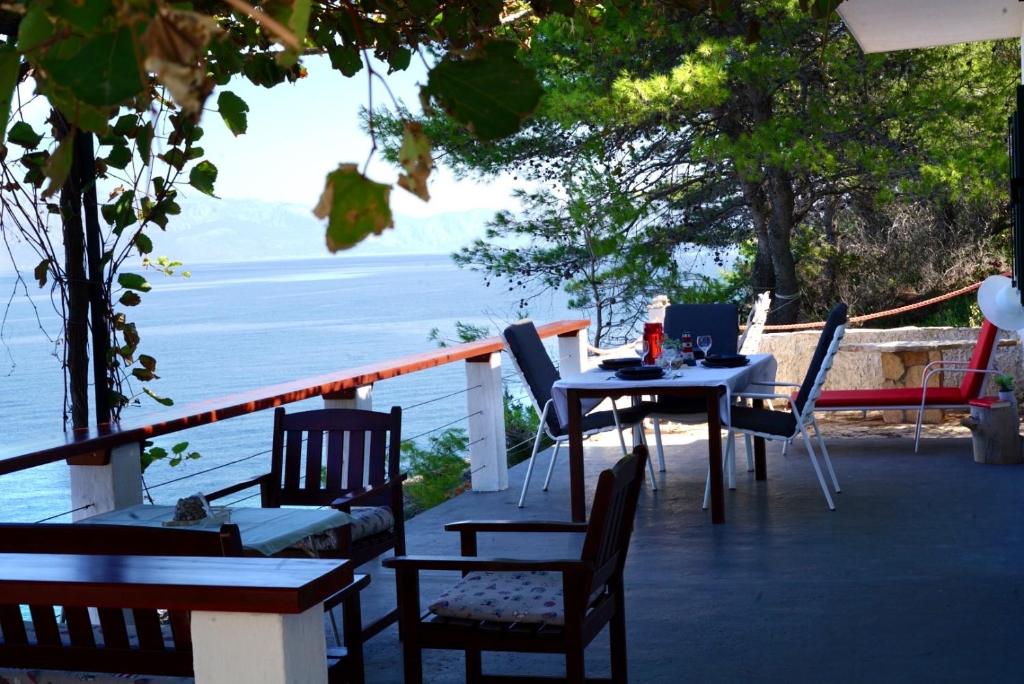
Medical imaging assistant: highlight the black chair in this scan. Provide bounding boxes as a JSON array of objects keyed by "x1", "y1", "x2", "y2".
[
  {"x1": 503, "y1": 320, "x2": 656, "y2": 508},
  {"x1": 649, "y1": 303, "x2": 741, "y2": 471},
  {"x1": 384, "y1": 446, "x2": 649, "y2": 684},
  {"x1": 708, "y1": 303, "x2": 849, "y2": 510}
]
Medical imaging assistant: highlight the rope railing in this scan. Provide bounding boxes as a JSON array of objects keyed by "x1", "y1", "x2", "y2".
[
  {"x1": 402, "y1": 385, "x2": 481, "y2": 411},
  {"x1": 401, "y1": 411, "x2": 483, "y2": 444},
  {"x1": 34, "y1": 502, "x2": 94, "y2": 523},
  {"x1": 762, "y1": 280, "x2": 984, "y2": 332},
  {"x1": 145, "y1": 450, "x2": 269, "y2": 490}
]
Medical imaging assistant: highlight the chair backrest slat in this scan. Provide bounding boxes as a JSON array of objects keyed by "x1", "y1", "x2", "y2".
[
  {"x1": 269, "y1": 407, "x2": 401, "y2": 507},
  {"x1": 133, "y1": 607, "x2": 168, "y2": 650},
  {"x1": 503, "y1": 321, "x2": 562, "y2": 435},
  {"x1": 961, "y1": 319, "x2": 1000, "y2": 399},
  {"x1": 580, "y1": 447, "x2": 647, "y2": 597},
  {"x1": 27, "y1": 605, "x2": 61, "y2": 646},
  {"x1": 793, "y1": 303, "x2": 848, "y2": 414},
  {"x1": 368, "y1": 429, "x2": 387, "y2": 487},
  {"x1": 97, "y1": 608, "x2": 130, "y2": 648},
  {"x1": 347, "y1": 430, "x2": 366, "y2": 490},
  {"x1": 64, "y1": 605, "x2": 96, "y2": 647},
  {"x1": 304, "y1": 429, "x2": 324, "y2": 491},
  {"x1": 664, "y1": 304, "x2": 740, "y2": 355}
]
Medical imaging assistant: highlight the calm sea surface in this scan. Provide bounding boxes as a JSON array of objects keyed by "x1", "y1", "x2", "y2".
[{"x1": 0, "y1": 255, "x2": 573, "y2": 522}]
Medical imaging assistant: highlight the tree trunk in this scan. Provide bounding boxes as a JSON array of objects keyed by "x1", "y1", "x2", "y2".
[
  {"x1": 55, "y1": 113, "x2": 90, "y2": 430},
  {"x1": 741, "y1": 181, "x2": 775, "y2": 298},
  {"x1": 77, "y1": 131, "x2": 112, "y2": 425},
  {"x1": 765, "y1": 168, "x2": 800, "y2": 324}
]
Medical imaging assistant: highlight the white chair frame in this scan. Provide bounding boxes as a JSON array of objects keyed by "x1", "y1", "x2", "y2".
[
  {"x1": 703, "y1": 323, "x2": 848, "y2": 511},
  {"x1": 501, "y1": 345, "x2": 656, "y2": 509}
]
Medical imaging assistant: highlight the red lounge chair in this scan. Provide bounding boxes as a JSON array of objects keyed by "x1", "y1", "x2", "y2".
[{"x1": 809, "y1": 319, "x2": 1002, "y2": 451}]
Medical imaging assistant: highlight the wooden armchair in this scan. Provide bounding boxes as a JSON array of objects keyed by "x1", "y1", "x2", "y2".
[
  {"x1": 384, "y1": 446, "x2": 648, "y2": 684},
  {"x1": 206, "y1": 405, "x2": 406, "y2": 638}
]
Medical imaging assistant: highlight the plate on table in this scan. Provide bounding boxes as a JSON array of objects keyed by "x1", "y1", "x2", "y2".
[
  {"x1": 599, "y1": 357, "x2": 643, "y2": 371},
  {"x1": 615, "y1": 366, "x2": 665, "y2": 380},
  {"x1": 701, "y1": 354, "x2": 749, "y2": 368}
]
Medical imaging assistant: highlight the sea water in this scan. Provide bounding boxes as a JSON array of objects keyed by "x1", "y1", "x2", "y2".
[{"x1": 0, "y1": 255, "x2": 573, "y2": 522}]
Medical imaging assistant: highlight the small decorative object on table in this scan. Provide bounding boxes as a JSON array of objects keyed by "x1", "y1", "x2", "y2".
[{"x1": 164, "y1": 493, "x2": 230, "y2": 527}]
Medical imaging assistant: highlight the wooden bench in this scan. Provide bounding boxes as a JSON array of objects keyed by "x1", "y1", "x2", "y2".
[{"x1": 0, "y1": 524, "x2": 367, "y2": 684}]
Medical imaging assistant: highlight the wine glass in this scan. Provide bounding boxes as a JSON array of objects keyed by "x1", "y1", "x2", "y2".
[
  {"x1": 637, "y1": 339, "x2": 650, "y2": 365},
  {"x1": 696, "y1": 335, "x2": 713, "y2": 359}
]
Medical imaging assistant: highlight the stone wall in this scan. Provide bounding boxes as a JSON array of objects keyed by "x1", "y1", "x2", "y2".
[{"x1": 759, "y1": 326, "x2": 1022, "y2": 401}]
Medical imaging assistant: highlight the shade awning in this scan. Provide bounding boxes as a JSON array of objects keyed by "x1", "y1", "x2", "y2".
[{"x1": 837, "y1": 0, "x2": 1023, "y2": 53}]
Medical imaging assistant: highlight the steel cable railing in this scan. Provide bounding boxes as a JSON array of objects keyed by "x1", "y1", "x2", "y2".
[{"x1": 34, "y1": 502, "x2": 94, "y2": 523}]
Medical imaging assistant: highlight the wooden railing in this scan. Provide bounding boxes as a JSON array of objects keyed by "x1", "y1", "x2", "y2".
[{"x1": 0, "y1": 319, "x2": 591, "y2": 518}]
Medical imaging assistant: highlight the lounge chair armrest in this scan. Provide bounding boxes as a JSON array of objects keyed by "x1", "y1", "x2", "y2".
[
  {"x1": 382, "y1": 555, "x2": 589, "y2": 573},
  {"x1": 444, "y1": 520, "x2": 589, "y2": 534},
  {"x1": 734, "y1": 391, "x2": 792, "y2": 401},
  {"x1": 205, "y1": 473, "x2": 273, "y2": 501}
]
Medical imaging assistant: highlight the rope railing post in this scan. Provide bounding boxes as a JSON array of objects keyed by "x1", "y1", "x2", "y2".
[
  {"x1": 68, "y1": 442, "x2": 143, "y2": 520},
  {"x1": 465, "y1": 351, "x2": 507, "y2": 492}
]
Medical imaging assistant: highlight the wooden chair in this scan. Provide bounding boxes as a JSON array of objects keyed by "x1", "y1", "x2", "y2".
[
  {"x1": 207, "y1": 405, "x2": 406, "y2": 638},
  {"x1": 0, "y1": 522, "x2": 369, "y2": 684},
  {"x1": 384, "y1": 446, "x2": 649, "y2": 684}
]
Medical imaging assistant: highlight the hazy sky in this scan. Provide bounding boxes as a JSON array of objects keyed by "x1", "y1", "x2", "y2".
[{"x1": 201, "y1": 55, "x2": 520, "y2": 217}]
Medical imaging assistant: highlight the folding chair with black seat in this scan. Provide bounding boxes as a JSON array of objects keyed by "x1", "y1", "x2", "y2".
[
  {"x1": 704, "y1": 303, "x2": 849, "y2": 510},
  {"x1": 503, "y1": 320, "x2": 656, "y2": 508}
]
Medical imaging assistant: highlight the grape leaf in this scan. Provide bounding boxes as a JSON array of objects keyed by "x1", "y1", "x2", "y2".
[
  {"x1": 9, "y1": 122, "x2": 43, "y2": 149},
  {"x1": 118, "y1": 272, "x2": 152, "y2": 292},
  {"x1": 217, "y1": 91, "x2": 248, "y2": 136},
  {"x1": 423, "y1": 40, "x2": 543, "y2": 141},
  {"x1": 105, "y1": 144, "x2": 131, "y2": 169},
  {"x1": 33, "y1": 259, "x2": 50, "y2": 288},
  {"x1": 42, "y1": 134, "x2": 75, "y2": 198},
  {"x1": 143, "y1": 387, "x2": 174, "y2": 406},
  {"x1": 397, "y1": 121, "x2": 433, "y2": 201},
  {"x1": 43, "y1": 27, "x2": 143, "y2": 107},
  {"x1": 189, "y1": 160, "x2": 218, "y2": 196},
  {"x1": 313, "y1": 164, "x2": 393, "y2": 252},
  {"x1": 119, "y1": 291, "x2": 141, "y2": 306}
]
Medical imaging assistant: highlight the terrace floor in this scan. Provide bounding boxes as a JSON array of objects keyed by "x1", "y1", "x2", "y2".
[{"x1": 352, "y1": 428, "x2": 1024, "y2": 683}]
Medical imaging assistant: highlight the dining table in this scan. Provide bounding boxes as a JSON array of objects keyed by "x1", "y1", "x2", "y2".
[
  {"x1": 81, "y1": 503, "x2": 352, "y2": 556},
  {"x1": 551, "y1": 353, "x2": 778, "y2": 523}
]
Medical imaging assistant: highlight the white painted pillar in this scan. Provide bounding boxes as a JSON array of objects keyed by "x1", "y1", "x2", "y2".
[
  {"x1": 557, "y1": 329, "x2": 588, "y2": 375},
  {"x1": 69, "y1": 442, "x2": 143, "y2": 520},
  {"x1": 324, "y1": 384, "x2": 373, "y2": 410},
  {"x1": 465, "y1": 352, "x2": 508, "y2": 491},
  {"x1": 191, "y1": 605, "x2": 327, "y2": 684}
]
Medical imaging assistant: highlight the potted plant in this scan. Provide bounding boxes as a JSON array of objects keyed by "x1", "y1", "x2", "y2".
[{"x1": 994, "y1": 374, "x2": 1016, "y2": 403}]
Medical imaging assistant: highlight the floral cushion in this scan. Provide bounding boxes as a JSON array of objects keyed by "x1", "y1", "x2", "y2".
[
  {"x1": 428, "y1": 571, "x2": 564, "y2": 626},
  {"x1": 0, "y1": 669, "x2": 191, "y2": 683}
]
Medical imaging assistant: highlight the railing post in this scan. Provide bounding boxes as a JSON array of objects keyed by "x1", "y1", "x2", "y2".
[
  {"x1": 324, "y1": 384, "x2": 373, "y2": 410},
  {"x1": 191, "y1": 605, "x2": 327, "y2": 684},
  {"x1": 558, "y1": 328, "x2": 588, "y2": 375},
  {"x1": 68, "y1": 442, "x2": 143, "y2": 520},
  {"x1": 465, "y1": 352, "x2": 508, "y2": 492}
]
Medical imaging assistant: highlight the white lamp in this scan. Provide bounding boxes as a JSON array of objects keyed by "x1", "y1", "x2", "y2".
[{"x1": 977, "y1": 274, "x2": 1024, "y2": 331}]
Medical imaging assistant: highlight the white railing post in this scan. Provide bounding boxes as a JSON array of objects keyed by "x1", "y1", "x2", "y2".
[
  {"x1": 68, "y1": 442, "x2": 143, "y2": 520},
  {"x1": 558, "y1": 328, "x2": 588, "y2": 375},
  {"x1": 324, "y1": 384, "x2": 373, "y2": 410},
  {"x1": 465, "y1": 352, "x2": 508, "y2": 492},
  {"x1": 191, "y1": 605, "x2": 326, "y2": 684}
]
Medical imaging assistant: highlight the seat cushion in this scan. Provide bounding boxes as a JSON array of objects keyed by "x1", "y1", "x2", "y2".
[
  {"x1": 728, "y1": 405, "x2": 797, "y2": 437},
  {"x1": 812, "y1": 387, "x2": 965, "y2": 409},
  {"x1": 428, "y1": 570, "x2": 564, "y2": 626},
  {"x1": 349, "y1": 506, "x2": 395, "y2": 541}
]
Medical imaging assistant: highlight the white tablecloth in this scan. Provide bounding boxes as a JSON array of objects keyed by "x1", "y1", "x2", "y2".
[
  {"x1": 551, "y1": 354, "x2": 778, "y2": 429},
  {"x1": 81, "y1": 504, "x2": 351, "y2": 556}
]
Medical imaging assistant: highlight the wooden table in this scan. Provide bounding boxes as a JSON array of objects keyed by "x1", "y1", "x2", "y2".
[{"x1": 553, "y1": 355, "x2": 777, "y2": 524}]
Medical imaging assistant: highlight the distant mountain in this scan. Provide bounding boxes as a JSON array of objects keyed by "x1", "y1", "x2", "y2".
[
  {"x1": 0, "y1": 197, "x2": 501, "y2": 273},
  {"x1": 150, "y1": 197, "x2": 499, "y2": 263}
]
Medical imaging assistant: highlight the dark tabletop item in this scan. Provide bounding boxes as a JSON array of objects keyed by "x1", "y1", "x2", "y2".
[
  {"x1": 615, "y1": 366, "x2": 666, "y2": 380},
  {"x1": 599, "y1": 357, "x2": 643, "y2": 371}
]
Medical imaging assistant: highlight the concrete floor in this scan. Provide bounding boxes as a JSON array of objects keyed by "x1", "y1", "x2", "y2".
[{"x1": 350, "y1": 431, "x2": 1024, "y2": 683}]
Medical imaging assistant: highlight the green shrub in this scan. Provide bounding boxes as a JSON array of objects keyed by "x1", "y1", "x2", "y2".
[
  {"x1": 403, "y1": 429, "x2": 470, "y2": 510},
  {"x1": 504, "y1": 390, "x2": 549, "y2": 466}
]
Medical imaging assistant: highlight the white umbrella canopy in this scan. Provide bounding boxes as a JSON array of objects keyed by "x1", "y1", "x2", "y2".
[{"x1": 837, "y1": 0, "x2": 1023, "y2": 53}]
